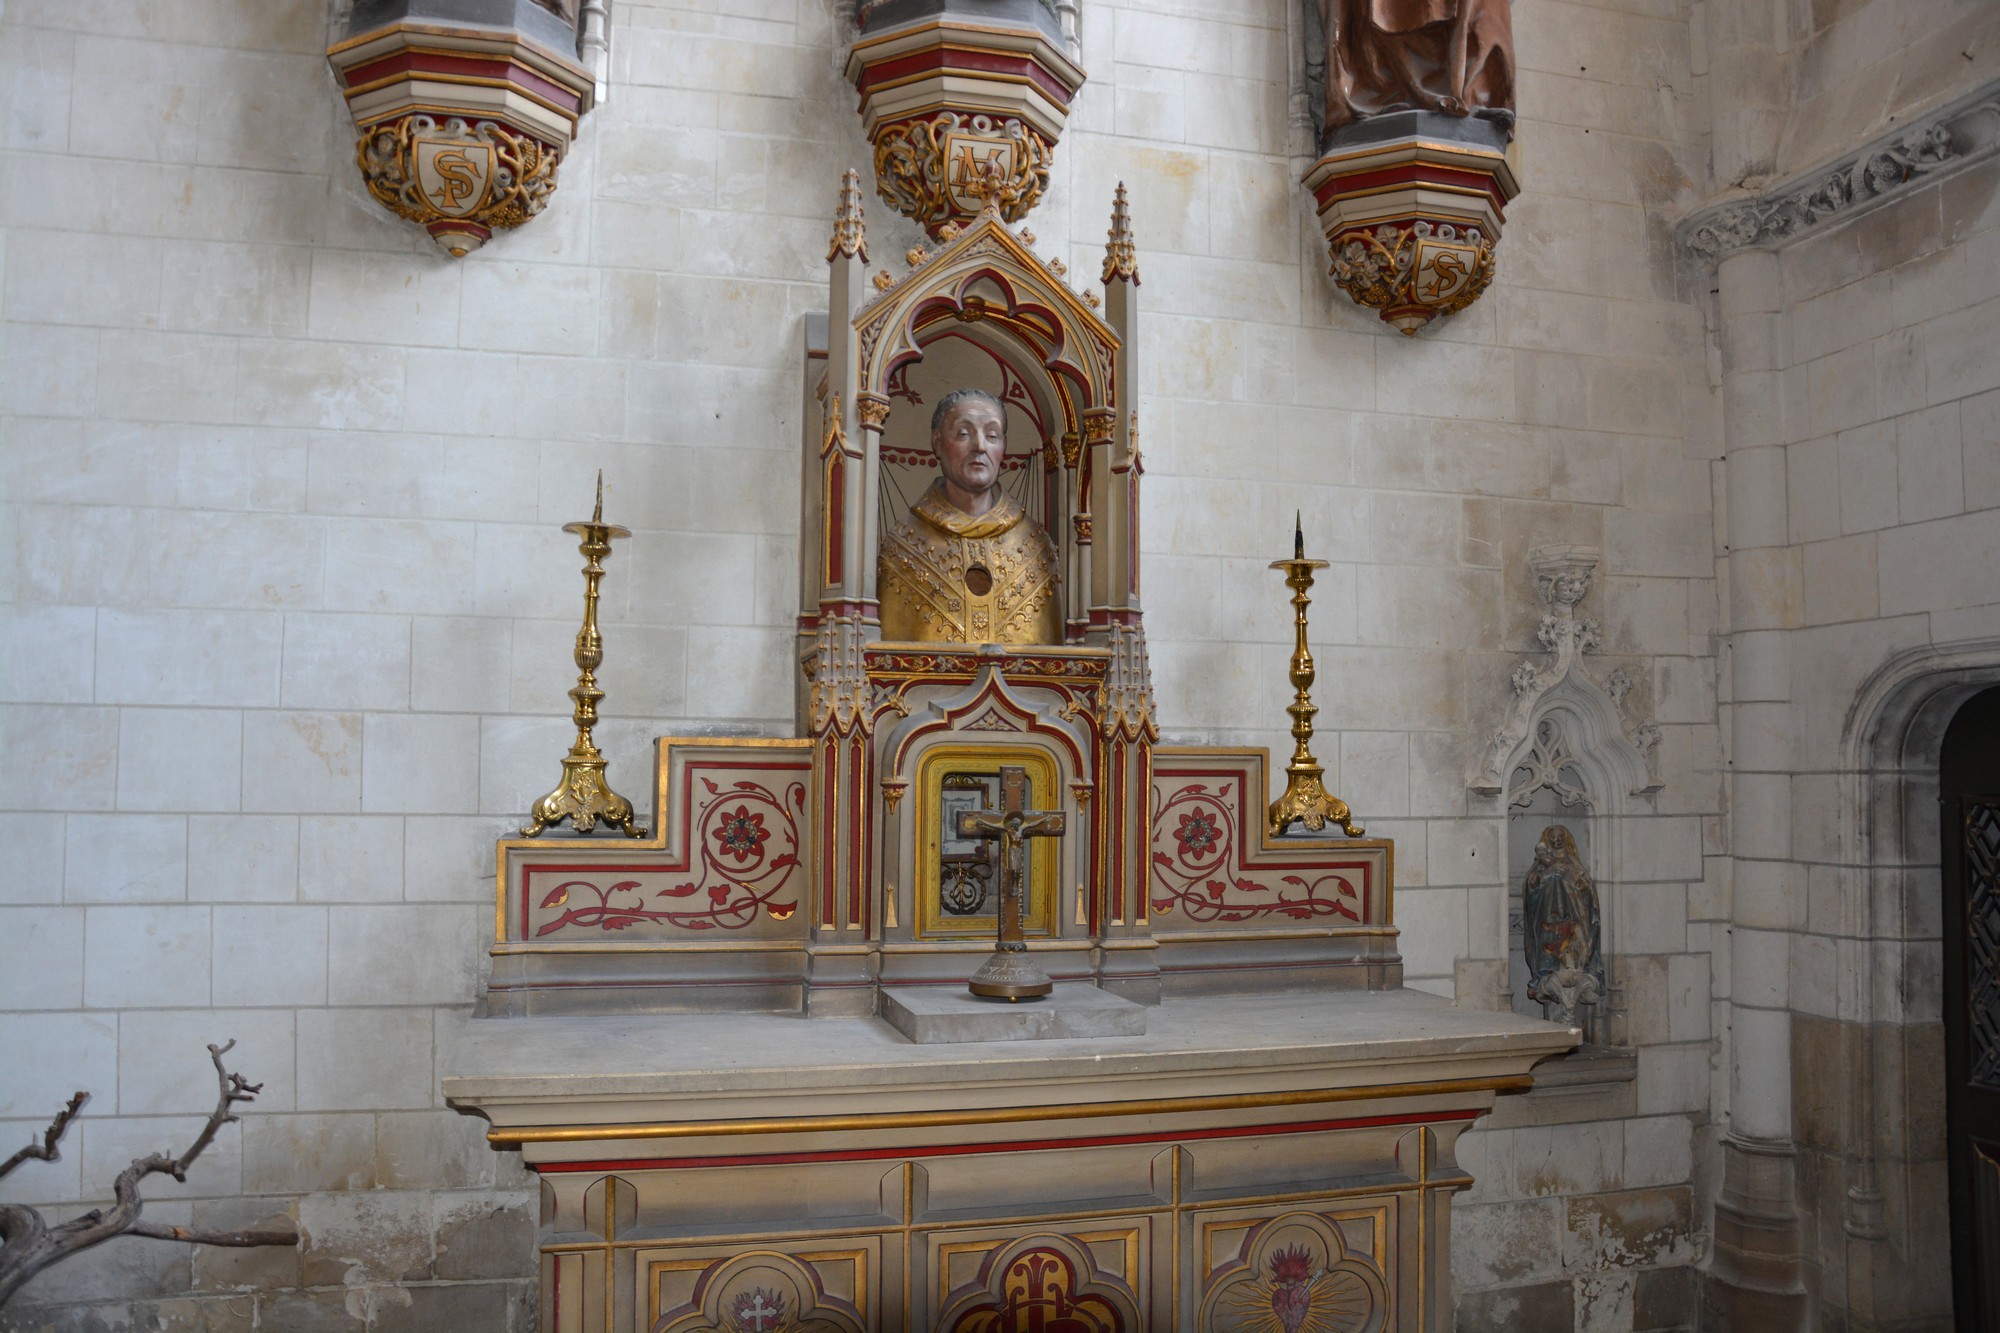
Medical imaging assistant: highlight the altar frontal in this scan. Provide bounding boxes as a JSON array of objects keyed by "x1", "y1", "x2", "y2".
[{"x1": 446, "y1": 169, "x2": 1573, "y2": 1333}]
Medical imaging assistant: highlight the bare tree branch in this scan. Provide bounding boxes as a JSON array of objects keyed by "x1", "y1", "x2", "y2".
[
  {"x1": 0, "y1": 1092, "x2": 87, "y2": 1183},
  {"x1": 127, "y1": 1220, "x2": 300, "y2": 1248},
  {"x1": 0, "y1": 1042, "x2": 299, "y2": 1310}
]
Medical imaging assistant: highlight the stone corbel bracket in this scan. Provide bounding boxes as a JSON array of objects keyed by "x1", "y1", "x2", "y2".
[
  {"x1": 328, "y1": 9, "x2": 596, "y2": 256},
  {"x1": 1471, "y1": 545, "x2": 1663, "y2": 799},
  {"x1": 1303, "y1": 112, "x2": 1518, "y2": 336},
  {"x1": 846, "y1": 3, "x2": 1086, "y2": 237},
  {"x1": 1678, "y1": 78, "x2": 2000, "y2": 266}
]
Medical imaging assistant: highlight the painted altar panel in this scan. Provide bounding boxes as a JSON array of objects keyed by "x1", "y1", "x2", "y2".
[
  {"x1": 502, "y1": 740, "x2": 815, "y2": 945},
  {"x1": 524, "y1": 1112, "x2": 1468, "y2": 1333},
  {"x1": 1149, "y1": 749, "x2": 1391, "y2": 931},
  {"x1": 1147, "y1": 748, "x2": 1400, "y2": 998},
  {"x1": 488, "y1": 739, "x2": 815, "y2": 1016}
]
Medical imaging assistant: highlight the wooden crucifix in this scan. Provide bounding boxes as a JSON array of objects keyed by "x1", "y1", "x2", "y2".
[{"x1": 955, "y1": 765, "x2": 1065, "y2": 1000}]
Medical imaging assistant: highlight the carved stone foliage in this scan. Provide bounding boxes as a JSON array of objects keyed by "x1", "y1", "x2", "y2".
[
  {"x1": 1302, "y1": 124, "x2": 1517, "y2": 336},
  {"x1": 326, "y1": 19, "x2": 595, "y2": 256},
  {"x1": 358, "y1": 116, "x2": 560, "y2": 258},
  {"x1": 874, "y1": 113, "x2": 1055, "y2": 233},
  {"x1": 1329, "y1": 218, "x2": 1496, "y2": 336},
  {"x1": 846, "y1": 8, "x2": 1086, "y2": 236},
  {"x1": 1472, "y1": 545, "x2": 1662, "y2": 800},
  {"x1": 1680, "y1": 85, "x2": 2000, "y2": 264},
  {"x1": 1198, "y1": 1210, "x2": 1389, "y2": 1333}
]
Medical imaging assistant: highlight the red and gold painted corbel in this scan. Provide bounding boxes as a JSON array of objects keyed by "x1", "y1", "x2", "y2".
[
  {"x1": 1304, "y1": 135, "x2": 1518, "y2": 335},
  {"x1": 846, "y1": 16, "x2": 1085, "y2": 236},
  {"x1": 327, "y1": 22, "x2": 594, "y2": 256}
]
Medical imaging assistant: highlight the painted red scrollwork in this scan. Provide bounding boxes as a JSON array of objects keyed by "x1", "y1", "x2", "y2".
[
  {"x1": 1149, "y1": 781, "x2": 1362, "y2": 923},
  {"x1": 533, "y1": 778, "x2": 805, "y2": 935}
]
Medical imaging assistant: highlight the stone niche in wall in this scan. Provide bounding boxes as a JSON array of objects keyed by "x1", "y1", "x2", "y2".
[
  {"x1": 1476, "y1": 546, "x2": 1663, "y2": 1061},
  {"x1": 326, "y1": 0, "x2": 598, "y2": 256}
]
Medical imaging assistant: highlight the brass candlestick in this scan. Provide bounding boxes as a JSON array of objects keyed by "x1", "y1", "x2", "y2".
[
  {"x1": 1268, "y1": 514, "x2": 1364, "y2": 839},
  {"x1": 522, "y1": 473, "x2": 646, "y2": 839}
]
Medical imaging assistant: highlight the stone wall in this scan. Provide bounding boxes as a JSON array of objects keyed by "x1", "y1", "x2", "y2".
[
  {"x1": 0, "y1": 0, "x2": 1728, "y2": 1328},
  {"x1": 1701, "y1": 0, "x2": 2000, "y2": 189},
  {"x1": 1719, "y1": 137, "x2": 2000, "y2": 1328}
]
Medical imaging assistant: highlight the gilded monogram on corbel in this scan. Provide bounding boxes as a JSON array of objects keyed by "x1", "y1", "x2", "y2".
[
  {"x1": 1329, "y1": 220, "x2": 1497, "y2": 334},
  {"x1": 327, "y1": 19, "x2": 594, "y2": 257},
  {"x1": 873, "y1": 113, "x2": 1055, "y2": 234},
  {"x1": 846, "y1": 10, "x2": 1086, "y2": 237},
  {"x1": 358, "y1": 116, "x2": 560, "y2": 258}
]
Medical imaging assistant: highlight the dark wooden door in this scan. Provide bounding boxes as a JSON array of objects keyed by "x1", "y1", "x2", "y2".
[{"x1": 1943, "y1": 686, "x2": 2000, "y2": 1332}]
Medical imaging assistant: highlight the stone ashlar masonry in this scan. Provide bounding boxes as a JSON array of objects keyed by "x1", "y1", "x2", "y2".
[{"x1": 0, "y1": 0, "x2": 1744, "y2": 1327}]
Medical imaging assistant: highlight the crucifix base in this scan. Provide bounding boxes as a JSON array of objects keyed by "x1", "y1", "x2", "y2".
[
  {"x1": 966, "y1": 946, "x2": 1055, "y2": 1000},
  {"x1": 882, "y1": 983, "x2": 1143, "y2": 1042}
]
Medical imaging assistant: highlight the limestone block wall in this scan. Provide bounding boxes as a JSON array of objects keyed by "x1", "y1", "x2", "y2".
[
  {"x1": 0, "y1": 0, "x2": 1724, "y2": 1329},
  {"x1": 1701, "y1": 0, "x2": 2000, "y2": 188},
  {"x1": 1723, "y1": 145, "x2": 2000, "y2": 1324}
]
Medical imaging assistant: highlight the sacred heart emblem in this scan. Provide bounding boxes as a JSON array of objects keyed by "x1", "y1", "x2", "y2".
[
  {"x1": 1412, "y1": 236, "x2": 1478, "y2": 305},
  {"x1": 414, "y1": 133, "x2": 495, "y2": 218}
]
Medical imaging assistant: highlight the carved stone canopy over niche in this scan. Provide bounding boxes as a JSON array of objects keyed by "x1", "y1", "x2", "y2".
[
  {"x1": 327, "y1": 0, "x2": 598, "y2": 257},
  {"x1": 1298, "y1": 0, "x2": 1519, "y2": 335},
  {"x1": 1472, "y1": 545, "x2": 1663, "y2": 800},
  {"x1": 847, "y1": 0, "x2": 1086, "y2": 237}
]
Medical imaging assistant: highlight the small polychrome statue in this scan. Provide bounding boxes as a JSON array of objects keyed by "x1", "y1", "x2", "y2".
[
  {"x1": 1522, "y1": 824, "x2": 1604, "y2": 1026},
  {"x1": 877, "y1": 388, "x2": 1062, "y2": 645},
  {"x1": 1313, "y1": 0, "x2": 1515, "y2": 137}
]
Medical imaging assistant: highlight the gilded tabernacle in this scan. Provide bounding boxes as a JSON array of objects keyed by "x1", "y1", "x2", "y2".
[{"x1": 878, "y1": 388, "x2": 1062, "y2": 645}]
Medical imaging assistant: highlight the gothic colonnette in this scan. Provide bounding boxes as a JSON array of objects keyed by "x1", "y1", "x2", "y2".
[{"x1": 1, "y1": 0, "x2": 1998, "y2": 1329}]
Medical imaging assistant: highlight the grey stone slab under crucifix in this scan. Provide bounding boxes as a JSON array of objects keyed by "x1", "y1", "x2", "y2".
[{"x1": 955, "y1": 765, "x2": 1064, "y2": 1000}]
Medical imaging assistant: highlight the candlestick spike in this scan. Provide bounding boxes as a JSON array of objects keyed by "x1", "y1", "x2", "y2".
[
  {"x1": 1266, "y1": 542, "x2": 1364, "y2": 839},
  {"x1": 522, "y1": 480, "x2": 646, "y2": 839},
  {"x1": 1294, "y1": 511, "x2": 1303, "y2": 561}
]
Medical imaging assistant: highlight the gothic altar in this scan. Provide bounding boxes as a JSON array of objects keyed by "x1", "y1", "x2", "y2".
[{"x1": 442, "y1": 172, "x2": 1573, "y2": 1333}]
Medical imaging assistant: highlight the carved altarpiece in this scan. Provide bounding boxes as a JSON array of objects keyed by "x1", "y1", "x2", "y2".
[{"x1": 445, "y1": 175, "x2": 1575, "y2": 1332}]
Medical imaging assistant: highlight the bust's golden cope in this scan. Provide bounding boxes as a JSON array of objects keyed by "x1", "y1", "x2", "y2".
[{"x1": 878, "y1": 389, "x2": 1061, "y2": 645}]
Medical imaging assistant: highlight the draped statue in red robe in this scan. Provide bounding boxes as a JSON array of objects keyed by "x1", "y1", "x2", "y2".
[{"x1": 1314, "y1": 0, "x2": 1515, "y2": 137}]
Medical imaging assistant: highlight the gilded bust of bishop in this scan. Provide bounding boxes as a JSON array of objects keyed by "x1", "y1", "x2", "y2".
[{"x1": 878, "y1": 388, "x2": 1062, "y2": 645}]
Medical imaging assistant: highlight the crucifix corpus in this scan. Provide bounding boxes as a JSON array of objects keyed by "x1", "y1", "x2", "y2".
[{"x1": 955, "y1": 766, "x2": 1065, "y2": 1000}]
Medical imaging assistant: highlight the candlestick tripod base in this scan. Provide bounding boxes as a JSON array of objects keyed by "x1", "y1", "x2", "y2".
[
  {"x1": 967, "y1": 946, "x2": 1054, "y2": 1001},
  {"x1": 522, "y1": 745, "x2": 647, "y2": 839},
  {"x1": 1268, "y1": 763, "x2": 1364, "y2": 839}
]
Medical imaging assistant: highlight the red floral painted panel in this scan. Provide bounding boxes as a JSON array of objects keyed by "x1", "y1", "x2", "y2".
[
  {"x1": 1149, "y1": 764, "x2": 1374, "y2": 925},
  {"x1": 520, "y1": 763, "x2": 808, "y2": 939}
]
